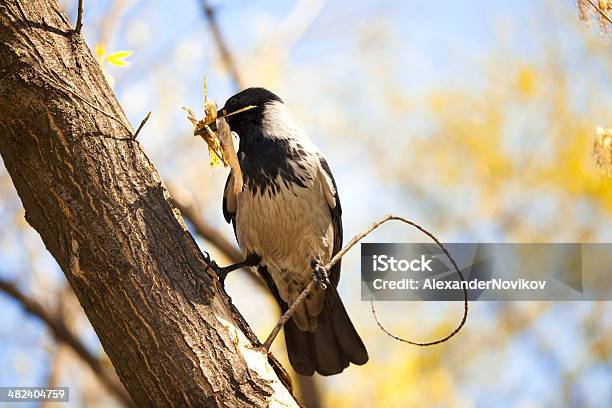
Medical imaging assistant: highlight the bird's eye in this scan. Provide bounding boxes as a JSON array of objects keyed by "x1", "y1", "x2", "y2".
[{"x1": 227, "y1": 97, "x2": 238, "y2": 108}]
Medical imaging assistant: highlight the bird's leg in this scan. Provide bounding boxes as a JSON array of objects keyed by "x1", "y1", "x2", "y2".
[
  {"x1": 203, "y1": 252, "x2": 260, "y2": 283},
  {"x1": 311, "y1": 258, "x2": 330, "y2": 290}
]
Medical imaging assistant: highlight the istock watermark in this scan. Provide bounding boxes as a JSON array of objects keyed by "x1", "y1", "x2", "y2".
[
  {"x1": 372, "y1": 254, "x2": 434, "y2": 272},
  {"x1": 361, "y1": 243, "x2": 612, "y2": 301}
]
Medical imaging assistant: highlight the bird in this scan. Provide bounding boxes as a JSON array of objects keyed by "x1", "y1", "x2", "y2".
[{"x1": 207, "y1": 87, "x2": 368, "y2": 376}]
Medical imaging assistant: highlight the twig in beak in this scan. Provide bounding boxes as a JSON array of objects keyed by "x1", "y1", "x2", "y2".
[{"x1": 218, "y1": 105, "x2": 257, "y2": 119}]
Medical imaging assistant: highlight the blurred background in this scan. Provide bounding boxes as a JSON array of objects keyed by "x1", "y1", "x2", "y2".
[{"x1": 1, "y1": 0, "x2": 611, "y2": 407}]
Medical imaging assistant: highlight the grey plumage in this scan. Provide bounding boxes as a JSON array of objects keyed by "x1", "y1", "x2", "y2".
[{"x1": 220, "y1": 88, "x2": 368, "y2": 376}]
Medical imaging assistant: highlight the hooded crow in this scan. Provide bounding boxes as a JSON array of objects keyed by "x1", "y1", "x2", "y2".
[{"x1": 211, "y1": 87, "x2": 368, "y2": 376}]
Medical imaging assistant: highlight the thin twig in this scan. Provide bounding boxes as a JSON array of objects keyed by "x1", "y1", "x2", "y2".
[
  {"x1": 200, "y1": 0, "x2": 245, "y2": 90},
  {"x1": 263, "y1": 214, "x2": 469, "y2": 350},
  {"x1": 133, "y1": 111, "x2": 151, "y2": 139},
  {"x1": 40, "y1": 72, "x2": 132, "y2": 134},
  {"x1": 263, "y1": 279, "x2": 316, "y2": 350},
  {"x1": 587, "y1": 0, "x2": 612, "y2": 24},
  {"x1": 75, "y1": 0, "x2": 84, "y2": 34},
  {"x1": 218, "y1": 105, "x2": 257, "y2": 119}
]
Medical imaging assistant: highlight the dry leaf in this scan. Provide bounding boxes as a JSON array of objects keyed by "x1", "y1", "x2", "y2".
[
  {"x1": 182, "y1": 106, "x2": 227, "y2": 168},
  {"x1": 183, "y1": 78, "x2": 254, "y2": 181},
  {"x1": 216, "y1": 117, "x2": 243, "y2": 193}
]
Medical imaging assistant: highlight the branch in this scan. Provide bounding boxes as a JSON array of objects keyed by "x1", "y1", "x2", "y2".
[
  {"x1": 259, "y1": 0, "x2": 327, "y2": 55},
  {"x1": 0, "y1": 279, "x2": 133, "y2": 406},
  {"x1": 200, "y1": 0, "x2": 245, "y2": 90},
  {"x1": 74, "y1": 0, "x2": 83, "y2": 33},
  {"x1": 42, "y1": 285, "x2": 76, "y2": 405},
  {"x1": 132, "y1": 111, "x2": 151, "y2": 139},
  {"x1": 41, "y1": 344, "x2": 70, "y2": 408},
  {"x1": 263, "y1": 215, "x2": 469, "y2": 350}
]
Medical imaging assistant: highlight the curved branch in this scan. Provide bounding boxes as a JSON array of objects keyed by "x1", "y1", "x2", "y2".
[{"x1": 263, "y1": 215, "x2": 469, "y2": 349}]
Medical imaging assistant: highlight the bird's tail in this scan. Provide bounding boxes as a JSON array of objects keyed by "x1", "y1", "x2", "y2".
[{"x1": 284, "y1": 287, "x2": 368, "y2": 376}]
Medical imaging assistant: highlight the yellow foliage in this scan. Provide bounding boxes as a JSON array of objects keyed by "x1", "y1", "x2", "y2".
[
  {"x1": 105, "y1": 50, "x2": 133, "y2": 67},
  {"x1": 516, "y1": 66, "x2": 536, "y2": 96},
  {"x1": 325, "y1": 340, "x2": 469, "y2": 408},
  {"x1": 406, "y1": 62, "x2": 612, "y2": 223},
  {"x1": 95, "y1": 44, "x2": 133, "y2": 67},
  {"x1": 94, "y1": 43, "x2": 133, "y2": 87},
  {"x1": 95, "y1": 43, "x2": 105, "y2": 58},
  {"x1": 424, "y1": 90, "x2": 513, "y2": 191},
  {"x1": 538, "y1": 124, "x2": 612, "y2": 211}
]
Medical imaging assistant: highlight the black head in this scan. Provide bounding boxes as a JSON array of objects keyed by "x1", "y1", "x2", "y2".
[{"x1": 218, "y1": 87, "x2": 283, "y2": 136}]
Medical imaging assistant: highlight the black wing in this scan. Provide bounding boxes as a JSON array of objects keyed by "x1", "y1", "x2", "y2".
[
  {"x1": 319, "y1": 157, "x2": 343, "y2": 288},
  {"x1": 222, "y1": 171, "x2": 238, "y2": 238}
]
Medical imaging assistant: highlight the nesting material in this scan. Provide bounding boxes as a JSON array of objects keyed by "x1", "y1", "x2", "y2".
[
  {"x1": 183, "y1": 79, "x2": 226, "y2": 167},
  {"x1": 183, "y1": 78, "x2": 252, "y2": 193},
  {"x1": 215, "y1": 117, "x2": 243, "y2": 194}
]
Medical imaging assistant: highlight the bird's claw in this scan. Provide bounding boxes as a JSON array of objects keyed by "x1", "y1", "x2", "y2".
[
  {"x1": 311, "y1": 259, "x2": 330, "y2": 290},
  {"x1": 203, "y1": 251, "x2": 226, "y2": 281},
  {"x1": 203, "y1": 251, "x2": 219, "y2": 269}
]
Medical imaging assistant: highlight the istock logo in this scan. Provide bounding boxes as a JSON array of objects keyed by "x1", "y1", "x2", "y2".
[{"x1": 372, "y1": 254, "x2": 434, "y2": 272}]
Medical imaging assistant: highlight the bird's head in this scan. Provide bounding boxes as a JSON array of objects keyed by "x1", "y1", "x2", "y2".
[{"x1": 216, "y1": 87, "x2": 285, "y2": 143}]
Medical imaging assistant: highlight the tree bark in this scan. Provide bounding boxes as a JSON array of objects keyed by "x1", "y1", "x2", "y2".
[{"x1": 0, "y1": 1, "x2": 298, "y2": 406}]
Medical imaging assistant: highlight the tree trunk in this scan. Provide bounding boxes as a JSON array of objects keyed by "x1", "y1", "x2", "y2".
[{"x1": 0, "y1": 1, "x2": 297, "y2": 406}]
